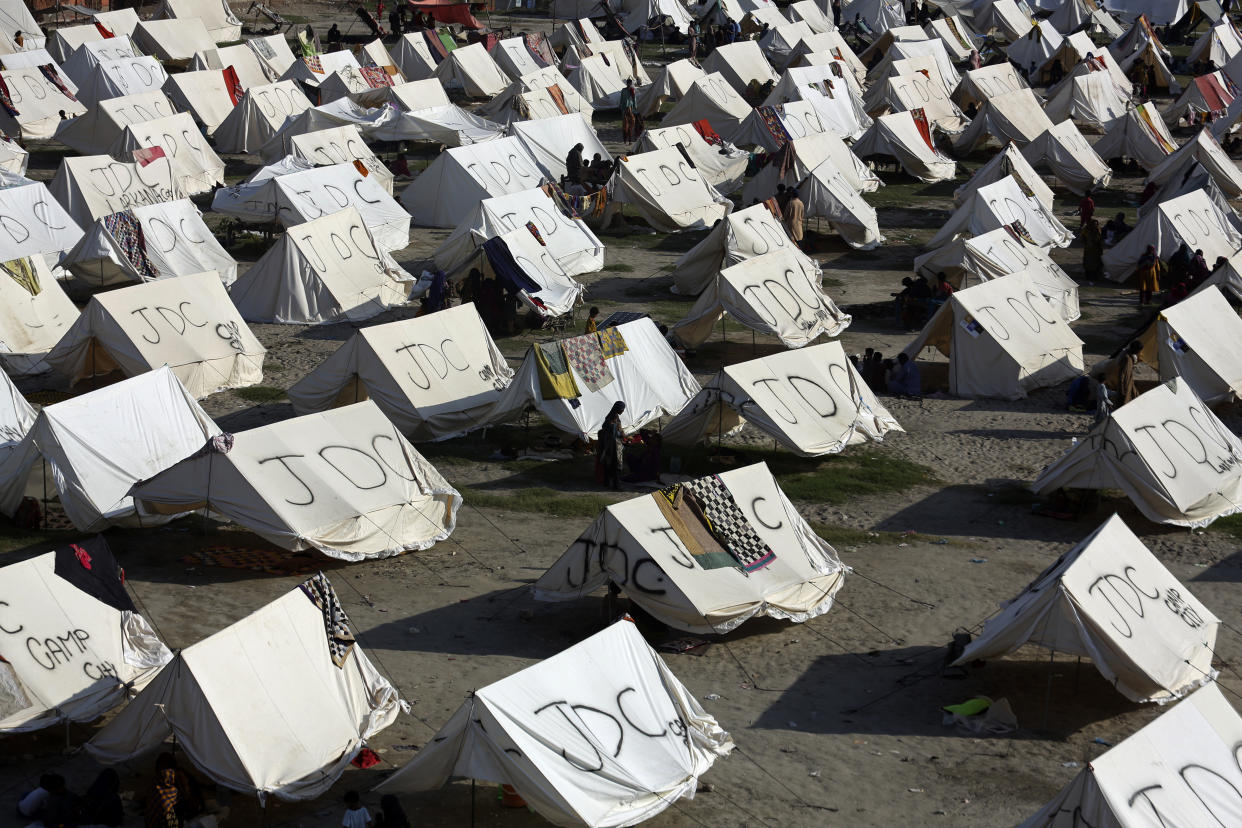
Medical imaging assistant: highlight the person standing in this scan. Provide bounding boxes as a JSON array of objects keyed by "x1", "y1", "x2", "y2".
[
  {"x1": 620, "y1": 80, "x2": 638, "y2": 142},
  {"x1": 1080, "y1": 217, "x2": 1103, "y2": 281},
  {"x1": 597, "y1": 402, "x2": 626, "y2": 489},
  {"x1": 783, "y1": 188, "x2": 805, "y2": 249},
  {"x1": 1136, "y1": 245, "x2": 1163, "y2": 305},
  {"x1": 1115, "y1": 341, "x2": 1142, "y2": 405},
  {"x1": 687, "y1": 20, "x2": 698, "y2": 60},
  {"x1": 585, "y1": 306, "x2": 600, "y2": 333},
  {"x1": 1078, "y1": 189, "x2": 1094, "y2": 227},
  {"x1": 832, "y1": 0, "x2": 842, "y2": 26}
]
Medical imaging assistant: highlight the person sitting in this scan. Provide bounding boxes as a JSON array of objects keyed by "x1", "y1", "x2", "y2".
[
  {"x1": 565, "y1": 143, "x2": 585, "y2": 184},
  {"x1": 1189, "y1": 248, "x2": 1211, "y2": 286},
  {"x1": 17, "y1": 774, "x2": 61, "y2": 820},
  {"x1": 904, "y1": 274, "x2": 932, "y2": 328},
  {"x1": 866, "y1": 350, "x2": 887, "y2": 393},
  {"x1": 388, "y1": 152, "x2": 412, "y2": 178},
  {"x1": 80, "y1": 769, "x2": 124, "y2": 827},
  {"x1": 1102, "y1": 212, "x2": 1131, "y2": 245},
  {"x1": 1169, "y1": 281, "x2": 1189, "y2": 303},
  {"x1": 931, "y1": 272, "x2": 955, "y2": 302},
  {"x1": 887, "y1": 352, "x2": 922, "y2": 396}
]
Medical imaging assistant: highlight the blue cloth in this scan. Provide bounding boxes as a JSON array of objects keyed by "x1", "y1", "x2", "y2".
[
  {"x1": 888, "y1": 362, "x2": 921, "y2": 396},
  {"x1": 481, "y1": 237, "x2": 540, "y2": 294}
]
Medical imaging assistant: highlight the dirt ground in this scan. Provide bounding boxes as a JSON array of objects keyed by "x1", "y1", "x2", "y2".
[{"x1": 4, "y1": 2, "x2": 1242, "y2": 827}]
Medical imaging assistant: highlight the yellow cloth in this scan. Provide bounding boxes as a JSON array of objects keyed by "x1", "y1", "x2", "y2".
[
  {"x1": 783, "y1": 197, "x2": 805, "y2": 242},
  {"x1": 2, "y1": 257, "x2": 39, "y2": 296},
  {"x1": 534, "y1": 342, "x2": 581, "y2": 400},
  {"x1": 597, "y1": 326, "x2": 628, "y2": 359},
  {"x1": 585, "y1": 317, "x2": 598, "y2": 333}
]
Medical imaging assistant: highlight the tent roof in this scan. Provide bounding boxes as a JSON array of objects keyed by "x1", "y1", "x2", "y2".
[
  {"x1": 672, "y1": 202, "x2": 812, "y2": 295},
  {"x1": 1138, "y1": 285, "x2": 1242, "y2": 403},
  {"x1": 401, "y1": 136, "x2": 547, "y2": 228},
  {"x1": 612, "y1": 146, "x2": 732, "y2": 232},
  {"x1": 1020, "y1": 118, "x2": 1113, "y2": 195},
  {"x1": 1102, "y1": 188, "x2": 1242, "y2": 281},
  {"x1": 853, "y1": 110, "x2": 957, "y2": 182},
  {"x1": 1093, "y1": 101, "x2": 1178, "y2": 168},
  {"x1": 930, "y1": 174, "x2": 1071, "y2": 250}
]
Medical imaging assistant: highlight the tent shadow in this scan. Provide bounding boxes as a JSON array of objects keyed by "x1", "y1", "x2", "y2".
[{"x1": 1192, "y1": 549, "x2": 1242, "y2": 582}]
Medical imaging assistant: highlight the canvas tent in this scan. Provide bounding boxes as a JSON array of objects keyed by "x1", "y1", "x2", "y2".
[
  {"x1": 866, "y1": 59, "x2": 967, "y2": 134},
  {"x1": 276, "y1": 125, "x2": 394, "y2": 194},
  {"x1": 758, "y1": 23, "x2": 818, "y2": 66},
  {"x1": 842, "y1": 0, "x2": 905, "y2": 36},
  {"x1": 510, "y1": 113, "x2": 609, "y2": 181},
  {"x1": 0, "y1": 366, "x2": 220, "y2": 530},
  {"x1": 49, "y1": 155, "x2": 182, "y2": 229},
  {"x1": 926, "y1": 15, "x2": 979, "y2": 62},
  {"x1": 974, "y1": 0, "x2": 1033, "y2": 41},
  {"x1": 956, "y1": 515, "x2": 1219, "y2": 704},
  {"x1": 87, "y1": 577, "x2": 405, "y2": 802},
  {"x1": 288, "y1": 304, "x2": 514, "y2": 441},
  {"x1": 434, "y1": 42, "x2": 509, "y2": 97},
  {"x1": 432, "y1": 187, "x2": 604, "y2": 277},
  {"x1": 663, "y1": 344, "x2": 903, "y2": 457},
  {"x1": 483, "y1": 317, "x2": 700, "y2": 440},
  {"x1": 1032, "y1": 378, "x2": 1242, "y2": 527},
  {"x1": 44, "y1": 272, "x2": 264, "y2": 399},
  {"x1": 213, "y1": 80, "x2": 314, "y2": 154},
  {"x1": 611, "y1": 147, "x2": 732, "y2": 233},
  {"x1": 787, "y1": 0, "x2": 836, "y2": 34},
  {"x1": 566, "y1": 52, "x2": 631, "y2": 108},
  {"x1": 637, "y1": 59, "x2": 705, "y2": 116},
  {"x1": 852, "y1": 110, "x2": 956, "y2": 182},
  {"x1": 401, "y1": 137, "x2": 545, "y2": 228},
  {"x1": 1021, "y1": 684, "x2": 1242, "y2": 827},
  {"x1": 742, "y1": 133, "x2": 879, "y2": 202},
  {"x1": 213, "y1": 163, "x2": 409, "y2": 253},
  {"x1": 75, "y1": 56, "x2": 169, "y2": 108},
  {"x1": 562, "y1": 40, "x2": 651, "y2": 86},
  {"x1": 229, "y1": 207, "x2": 411, "y2": 325},
  {"x1": 1119, "y1": 39, "x2": 1181, "y2": 95},
  {"x1": 61, "y1": 199, "x2": 236, "y2": 288},
  {"x1": 463, "y1": 226, "x2": 585, "y2": 320},
  {"x1": 703, "y1": 41, "x2": 783, "y2": 98},
  {"x1": 1041, "y1": 70, "x2": 1131, "y2": 131},
  {"x1": 903, "y1": 272, "x2": 1084, "y2": 399},
  {"x1": 1020, "y1": 119, "x2": 1113, "y2": 195},
  {"x1": 672, "y1": 203, "x2": 811, "y2": 295},
  {"x1": 0, "y1": 134, "x2": 24, "y2": 174},
  {"x1": 155, "y1": 0, "x2": 241, "y2": 43},
  {"x1": 493, "y1": 35, "x2": 550, "y2": 81},
  {"x1": 132, "y1": 18, "x2": 214, "y2": 65},
  {"x1": 55, "y1": 90, "x2": 179, "y2": 155},
  {"x1": 671, "y1": 248, "x2": 850, "y2": 349},
  {"x1": 1093, "y1": 101, "x2": 1178, "y2": 168},
  {"x1": 1165, "y1": 71, "x2": 1235, "y2": 126},
  {"x1": 1102, "y1": 189, "x2": 1241, "y2": 281},
  {"x1": 475, "y1": 66, "x2": 594, "y2": 127},
  {"x1": 0, "y1": 179, "x2": 83, "y2": 266},
  {"x1": 1133, "y1": 286, "x2": 1242, "y2": 404},
  {"x1": 1139, "y1": 162, "x2": 1242, "y2": 230},
  {"x1": 928, "y1": 175, "x2": 1072, "y2": 250},
  {"x1": 112, "y1": 112, "x2": 226, "y2": 197},
  {"x1": 1193, "y1": 248, "x2": 1242, "y2": 301},
  {"x1": 953, "y1": 88, "x2": 1054, "y2": 153},
  {"x1": 0, "y1": 67, "x2": 87, "y2": 139},
  {"x1": 1048, "y1": 0, "x2": 1124, "y2": 38},
  {"x1": 0, "y1": 0, "x2": 43, "y2": 50},
  {"x1": 377, "y1": 620, "x2": 731, "y2": 825},
  {"x1": 1006, "y1": 22, "x2": 1063, "y2": 76},
  {"x1": 1147, "y1": 127, "x2": 1242, "y2": 197},
  {"x1": 0, "y1": 255, "x2": 79, "y2": 377},
  {"x1": 47, "y1": 10, "x2": 141, "y2": 61},
  {"x1": 1187, "y1": 15, "x2": 1242, "y2": 66},
  {"x1": 953, "y1": 142, "x2": 1056, "y2": 212},
  {"x1": 392, "y1": 33, "x2": 438, "y2": 81},
  {"x1": 0, "y1": 537, "x2": 171, "y2": 734},
  {"x1": 161, "y1": 71, "x2": 236, "y2": 135},
  {"x1": 279, "y1": 50, "x2": 361, "y2": 90},
  {"x1": 190, "y1": 43, "x2": 277, "y2": 90},
  {"x1": 634, "y1": 123, "x2": 749, "y2": 194},
  {"x1": 661, "y1": 73, "x2": 755, "y2": 142},
  {"x1": 952, "y1": 63, "x2": 1031, "y2": 110}
]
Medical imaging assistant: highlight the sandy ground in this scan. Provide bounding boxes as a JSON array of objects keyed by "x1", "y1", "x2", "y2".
[{"x1": 4, "y1": 2, "x2": 1242, "y2": 827}]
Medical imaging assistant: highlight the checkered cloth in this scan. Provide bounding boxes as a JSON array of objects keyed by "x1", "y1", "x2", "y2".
[
  {"x1": 684, "y1": 475, "x2": 776, "y2": 572},
  {"x1": 103, "y1": 209, "x2": 159, "y2": 281},
  {"x1": 303, "y1": 54, "x2": 324, "y2": 74},
  {"x1": 596, "y1": 326, "x2": 627, "y2": 359},
  {"x1": 360, "y1": 65, "x2": 394, "y2": 88},
  {"x1": 561, "y1": 333, "x2": 614, "y2": 393},
  {"x1": 299, "y1": 572, "x2": 356, "y2": 668}
]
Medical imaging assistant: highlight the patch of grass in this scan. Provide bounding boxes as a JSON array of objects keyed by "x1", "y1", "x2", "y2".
[
  {"x1": 808, "y1": 522, "x2": 910, "y2": 546},
  {"x1": 234, "y1": 385, "x2": 286, "y2": 403},
  {"x1": 460, "y1": 486, "x2": 622, "y2": 518},
  {"x1": 822, "y1": 275, "x2": 844, "y2": 288},
  {"x1": 604, "y1": 262, "x2": 635, "y2": 273},
  {"x1": 1208, "y1": 513, "x2": 1242, "y2": 540}
]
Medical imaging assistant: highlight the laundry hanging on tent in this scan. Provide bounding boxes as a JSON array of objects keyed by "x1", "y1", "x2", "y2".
[
  {"x1": 299, "y1": 572, "x2": 357, "y2": 669},
  {"x1": 546, "y1": 83, "x2": 569, "y2": 114},
  {"x1": 2, "y1": 257, "x2": 39, "y2": 296},
  {"x1": 302, "y1": 54, "x2": 324, "y2": 74},
  {"x1": 561, "y1": 333, "x2": 614, "y2": 393},
  {"x1": 0, "y1": 76, "x2": 19, "y2": 117},
  {"x1": 526, "y1": 33, "x2": 554, "y2": 66},
  {"x1": 94, "y1": 21, "x2": 115, "y2": 38},
  {"x1": 693, "y1": 119, "x2": 724, "y2": 146},
  {"x1": 438, "y1": 29, "x2": 458, "y2": 54},
  {"x1": 359, "y1": 66, "x2": 394, "y2": 88},
  {"x1": 535, "y1": 341, "x2": 581, "y2": 399},
  {"x1": 685, "y1": 475, "x2": 777, "y2": 572},
  {"x1": 754, "y1": 107, "x2": 791, "y2": 148},
  {"x1": 53, "y1": 537, "x2": 134, "y2": 613},
  {"x1": 597, "y1": 326, "x2": 628, "y2": 358},
  {"x1": 222, "y1": 66, "x2": 244, "y2": 105},
  {"x1": 102, "y1": 210, "x2": 160, "y2": 282},
  {"x1": 481, "y1": 236, "x2": 541, "y2": 294},
  {"x1": 652, "y1": 483, "x2": 739, "y2": 570},
  {"x1": 38, "y1": 65, "x2": 77, "y2": 102}
]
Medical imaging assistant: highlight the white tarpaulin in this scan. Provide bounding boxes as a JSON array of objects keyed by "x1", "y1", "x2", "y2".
[
  {"x1": 611, "y1": 147, "x2": 732, "y2": 232},
  {"x1": 0, "y1": 255, "x2": 79, "y2": 377},
  {"x1": 88, "y1": 578, "x2": 405, "y2": 802},
  {"x1": 787, "y1": 0, "x2": 836, "y2": 33},
  {"x1": 132, "y1": 401, "x2": 460, "y2": 560},
  {"x1": 903, "y1": 272, "x2": 1084, "y2": 399},
  {"x1": 1147, "y1": 127, "x2": 1242, "y2": 197},
  {"x1": 663, "y1": 344, "x2": 903, "y2": 457},
  {"x1": 1020, "y1": 119, "x2": 1113, "y2": 195},
  {"x1": 0, "y1": 134, "x2": 24, "y2": 174},
  {"x1": 1102, "y1": 189, "x2": 1241, "y2": 281},
  {"x1": 401, "y1": 136, "x2": 545, "y2": 228},
  {"x1": 61, "y1": 199, "x2": 236, "y2": 288},
  {"x1": 484, "y1": 317, "x2": 700, "y2": 440},
  {"x1": 111, "y1": 112, "x2": 226, "y2": 197},
  {"x1": 954, "y1": 88, "x2": 1054, "y2": 153},
  {"x1": 45, "y1": 271, "x2": 264, "y2": 399},
  {"x1": 434, "y1": 43, "x2": 509, "y2": 98},
  {"x1": 213, "y1": 162, "x2": 409, "y2": 252},
  {"x1": 1135, "y1": 285, "x2": 1242, "y2": 404},
  {"x1": 672, "y1": 202, "x2": 811, "y2": 295},
  {"x1": 0, "y1": 180, "x2": 84, "y2": 264},
  {"x1": 510, "y1": 113, "x2": 610, "y2": 181},
  {"x1": 155, "y1": 0, "x2": 240, "y2": 43},
  {"x1": 852, "y1": 110, "x2": 956, "y2": 182},
  {"x1": 433, "y1": 187, "x2": 604, "y2": 277},
  {"x1": 55, "y1": 90, "x2": 176, "y2": 155},
  {"x1": 672, "y1": 248, "x2": 851, "y2": 348},
  {"x1": 661, "y1": 73, "x2": 755, "y2": 143},
  {"x1": 1033, "y1": 378, "x2": 1242, "y2": 527},
  {"x1": 132, "y1": 18, "x2": 214, "y2": 64},
  {"x1": 190, "y1": 43, "x2": 274, "y2": 90},
  {"x1": 952, "y1": 63, "x2": 1031, "y2": 109},
  {"x1": 953, "y1": 142, "x2": 1056, "y2": 211},
  {"x1": 49, "y1": 155, "x2": 183, "y2": 229},
  {"x1": 1041, "y1": 70, "x2": 1131, "y2": 133},
  {"x1": 957, "y1": 514, "x2": 1219, "y2": 704},
  {"x1": 929, "y1": 175, "x2": 1071, "y2": 250},
  {"x1": 288, "y1": 304, "x2": 514, "y2": 441},
  {"x1": 1021, "y1": 684, "x2": 1242, "y2": 827},
  {"x1": 377, "y1": 620, "x2": 731, "y2": 825},
  {"x1": 0, "y1": 366, "x2": 220, "y2": 529},
  {"x1": 213, "y1": 80, "x2": 314, "y2": 154},
  {"x1": 0, "y1": 67, "x2": 86, "y2": 139},
  {"x1": 634, "y1": 122, "x2": 749, "y2": 194},
  {"x1": 162, "y1": 70, "x2": 235, "y2": 136},
  {"x1": 0, "y1": 538, "x2": 171, "y2": 734},
  {"x1": 229, "y1": 207, "x2": 411, "y2": 325}
]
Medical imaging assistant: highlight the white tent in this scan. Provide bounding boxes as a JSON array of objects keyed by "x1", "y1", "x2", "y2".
[
  {"x1": 162, "y1": 70, "x2": 236, "y2": 135},
  {"x1": 763, "y1": 63, "x2": 871, "y2": 140},
  {"x1": 868, "y1": 37, "x2": 962, "y2": 97},
  {"x1": 0, "y1": 179, "x2": 83, "y2": 264},
  {"x1": 1165, "y1": 71, "x2": 1236, "y2": 127},
  {"x1": 0, "y1": 366, "x2": 220, "y2": 529},
  {"x1": 1193, "y1": 248, "x2": 1242, "y2": 301},
  {"x1": 434, "y1": 42, "x2": 509, "y2": 98},
  {"x1": 1022, "y1": 684, "x2": 1242, "y2": 827},
  {"x1": 0, "y1": 0, "x2": 43, "y2": 50},
  {"x1": 1032, "y1": 378, "x2": 1242, "y2": 527},
  {"x1": 132, "y1": 401, "x2": 460, "y2": 560},
  {"x1": 1187, "y1": 15, "x2": 1242, "y2": 65},
  {"x1": 493, "y1": 35, "x2": 550, "y2": 81},
  {"x1": 132, "y1": 18, "x2": 214, "y2": 64},
  {"x1": 74, "y1": 55, "x2": 168, "y2": 108},
  {"x1": 1119, "y1": 38, "x2": 1181, "y2": 94},
  {"x1": 664, "y1": 343, "x2": 903, "y2": 456},
  {"x1": 1042, "y1": 70, "x2": 1131, "y2": 132},
  {"x1": 0, "y1": 133, "x2": 24, "y2": 173},
  {"x1": 378, "y1": 619, "x2": 730, "y2": 824},
  {"x1": 857, "y1": 24, "x2": 927, "y2": 65},
  {"x1": 791, "y1": 31, "x2": 868, "y2": 83},
  {"x1": 1141, "y1": 162, "x2": 1242, "y2": 230},
  {"x1": 672, "y1": 202, "x2": 811, "y2": 295},
  {"x1": 914, "y1": 225, "x2": 1081, "y2": 321},
  {"x1": 1147, "y1": 127, "x2": 1242, "y2": 197},
  {"x1": 611, "y1": 147, "x2": 732, "y2": 232},
  {"x1": 433, "y1": 187, "x2": 604, "y2": 277},
  {"x1": 953, "y1": 88, "x2": 1054, "y2": 153},
  {"x1": 1092, "y1": 102, "x2": 1177, "y2": 168},
  {"x1": 0, "y1": 537, "x2": 171, "y2": 734},
  {"x1": 213, "y1": 162, "x2": 408, "y2": 252},
  {"x1": 1134, "y1": 285, "x2": 1242, "y2": 404},
  {"x1": 929, "y1": 176, "x2": 1071, "y2": 250},
  {"x1": 787, "y1": 161, "x2": 884, "y2": 248},
  {"x1": 1044, "y1": 41, "x2": 1134, "y2": 97},
  {"x1": 112, "y1": 112, "x2": 226, "y2": 197},
  {"x1": 634, "y1": 122, "x2": 749, "y2": 194},
  {"x1": 155, "y1": 0, "x2": 240, "y2": 43},
  {"x1": 787, "y1": 0, "x2": 837, "y2": 34},
  {"x1": 952, "y1": 63, "x2": 1032, "y2": 109},
  {"x1": 510, "y1": 112, "x2": 609, "y2": 181},
  {"x1": 956, "y1": 514, "x2": 1219, "y2": 704},
  {"x1": 701, "y1": 40, "x2": 780, "y2": 97},
  {"x1": 540, "y1": 460, "x2": 846, "y2": 632},
  {"x1": 0, "y1": 66, "x2": 87, "y2": 139},
  {"x1": 49, "y1": 155, "x2": 182, "y2": 229},
  {"x1": 637, "y1": 58, "x2": 705, "y2": 116},
  {"x1": 45, "y1": 272, "x2": 264, "y2": 399},
  {"x1": 758, "y1": 22, "x2": 818, "y2": 65},
  {"x1": 1006, "y1": 22, "x2": 1062, "y2": 76},
  {"x1": 46, "y1": 10, "x2": 140, "y2": 59},
  {"x1": 842, "y1": 0, "x2": 905, "y2": 35},
  {"x1": 279, "y1": 50, "x2": 361, "y2": 91},
  {"x1": 926, "y1": 15, "x2": 980, "y2": 61},
  {"x1": 316, "y1": 66, "x2": 405, "y2": 108},
  {"x1": 0, "y1": 255, "x2": 79, "y2": 376},
  {"x1": 61, "y1": 199, "x2": 236, "y2": 288},
  {"x1": 242, "y1": 33, "x2": 296, "y2": 80},
  {"x1": 735, "y1": 99, "x2": 835, "y2": 152},
  {"x1": 391, "y1": 33, "x2": 438, "y2": 81},
  {"x1": 1049, "y1": 0, "x2": 1124, "y2": 38},
  {"x1": 954, "y1": 142, "x2": 1056, "y2": 212},
  {"x1": 190, "y1": 42, "x2": 276, "y2": 90},
  {"x1": 566, "y1": 52, "x2": 630, "y2": 108},
  {"x1": 383, "y1": 78, "x2": 451, "y2": 111},
  {"x1": 1021, "y1": 119, "x2": 1113, "y2": 195},
  {"x1": 372, "y1": 99, "x2": 503, "y2": 149},
  {"x1": 0, "y1": 364, "x2": 32, "y2": 471},
  {"x1": 229, "y1": 207, "x2": 411, "y2": 325},
  {"x1": 1, "y1": 50, "x2": 76, "y2": 87},
  {"x1": 853, "y1": 110, "x2": 957, "y2": 182},
  {"x1": 975, "y1": 0, "x2": 1033, "y2": 40},
  {"x1": 88, "y1": 577, "x2": 405, "y2": 802},
  {"x1": 213, "y1": 80, "x2": 313, "y2": 154},
  {"x1": 672, "y1": 248, "x2": 850, "y2": 348},
  {"x1": 661, "y1": 72, "x2": 755, "y2": 142},
  {"x1": 561, "y1": 40, "x2": 651, "y2": 85},
  {"x1": 288, "y1": 304, "x2": 514, "y2": 441},
  {"x1": 476, "y1": 66, "x2": 594, "y2": 127},
  {"x1": 742, "y1": 132, "x2": 879, "y2": 202},
  {"x1": 903, "y1": 272, "x2": 1084, "y2": 399},
  {"x1": 280, "y1": 125, "x2": 395, "y2": 194},
  {"x1": 1103, "y1": 189, "x2": 1241, "y2": 281},
  {"x1": 401, "y1": 137, "x2": 546, "y2": 228},
  {"x1": 484, "y1": 317, "x2": 699, "y2": 440},
  {"x1": 474, "y1": 226, "x2": 586, "y2": 320},
  {"x1": 866, "y1": 58, "x2": 968, "y2": 134}
]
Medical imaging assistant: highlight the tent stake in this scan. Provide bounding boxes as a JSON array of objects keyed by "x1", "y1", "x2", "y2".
[
  {"x1": 1041, "y1": 648, "x2": 1055, "y2": 731},
  {"x1": 470, "y1": 778, "x2": 476, "y2": 827}
]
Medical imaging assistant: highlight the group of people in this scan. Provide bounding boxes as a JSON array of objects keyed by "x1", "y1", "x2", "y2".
[
  {"x1": 892, "y1": 273, "x2": 954, "y2": 330},
  {"x1": 564, "y1": 143, "x2": 614, "y2": 189},
  {"x1": 773, "y1": 184, "x2": 806, "y2": 248},
  {"x1": 684, "y1": 18, "x2": 742, "y2": 60},
  {"x1": 341, "y1": 790, "x2": 410, "y2": 828},
  {"x1": 1133, "y1": 243, "x2": 1218, "y2": 306},
  {"x1": 852, "y1": 349, "x2": 923, "y2": 397}
]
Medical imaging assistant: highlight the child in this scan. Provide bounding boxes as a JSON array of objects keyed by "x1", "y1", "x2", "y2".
[
  {"x1": 585, "y1": 306, "x2": 600, "y2": 333},
  {"x1": 342, "y1": 790, "x2": 373, "y2": 828}
]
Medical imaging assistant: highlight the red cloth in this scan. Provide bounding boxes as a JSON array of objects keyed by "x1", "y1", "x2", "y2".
[
  {"x1": 1199, "y1": 74, "x2": 1233, "y2": 113},
  {"x1": 133, "y1": 146, "x2": 166, "y2": 167},
  {"x1": 94, "y1": 21, "x2": 115, "y2": 38},
  {"x1": 692, "y1": 119, "x2": 722, "y2": 145},
  {"x1": 423, "y1": 28, "x2": 448, "y2": 60},
  {"x1": 910, "y1": 108, "x2": 934, "y2": 152},
  {"x1": 407, "y1": 0, "x2": 483, "y2": 29},
  {"x1": 351, "y1": 748, "x2": 382, "y2": 769},
  {"x1": 222, "y1": 66, "x2": 244, "y2": 106}
]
